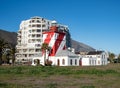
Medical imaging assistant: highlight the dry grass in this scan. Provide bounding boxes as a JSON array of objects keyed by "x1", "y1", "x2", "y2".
[{"x1": 0, "y1": 63, "x2": 120, "y2": 88}]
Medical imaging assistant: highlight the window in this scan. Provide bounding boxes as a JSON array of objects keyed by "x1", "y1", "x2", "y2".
[
  {"x1": 62, "y1": 59, "x2": 65, "y2": 65},
  {"x1": 29, "y1": 25, "x2": 31, "y2": 27},
  {"x1": 37, "y1": 34, "x2": 40, "y2": 37},
  {"x1": 103, "y1": 55, "x2": 105, "y2": 59},
  {"x1": 29, "y1": 30, "x2": 31, "y2": 33},
  {"x1": 32, "y1": 30, "x2": 35, "y2": 32},
  {"x1": 37, "y1": 29, "x2": 41, "y2": 32},
  {"x1": 48, "y1": 22, "x2": 49, "y2": 25},
  {"x1": 32, "y1": 20, "x2": 35, "y2": 23},
  {"x1": 37, "y1": 24, "x2": 41, "y2": 27},
  {"x1": 37, "y1": 39, "x2": 40, "y2": 42},
  {"x1": 35, "y1": 44, "x2": 41, "y2": 47},
  {"x1": 25, "y1": 54, "x2": 27, "y2": 57},
  {"x1": 32, "y1": 25, "x2": 35, "y2": 27},
  {"x1": 32, "y1": 34, "x2": 35, "y2": 37},
  {"x1": 36, "y1": 20, "x2": 40, "y2": 23},
  {"x1": 70, "y1": 59, "x2": 72, "y2": 65},
  {"x1": 89, "y1": 59, "x2": 92, "y2": 65},
  {"x1": 75, "y1": 59, "x2": 77, "y2": 65},
  {"x1": 57, "y1": 59, "x2": 60, "y2": 66},
  {"x1": 35, "y1": 49, "x2": 40, "y2": 52},
  {"x1": 42, "y1": 25, "x2": 45, "y2": 27}
]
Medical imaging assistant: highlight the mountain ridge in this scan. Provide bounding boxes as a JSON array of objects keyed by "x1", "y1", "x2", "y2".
[{"x1": 0, "y1": 29, "x2": 95, "y2": 52}]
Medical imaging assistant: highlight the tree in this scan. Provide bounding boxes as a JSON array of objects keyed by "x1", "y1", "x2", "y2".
[
  {"x1": 0, "y1": 39, "x2": 8, "y2": 65},
  {"x1": 118, "y1": 54, "x2": 120, "y2": 63},
  {"x1": 5, "y1": 49, "x2": 11, "y2": 64},
  {"x1": 41, "y1": 43, "x2": 51, "y2": 66},
  {"x1": 9, "y1": 44, "x2": 16, "y2": 65},
  {"x1": 109, "y1": 52, "x2": 115, "y2": 63}
]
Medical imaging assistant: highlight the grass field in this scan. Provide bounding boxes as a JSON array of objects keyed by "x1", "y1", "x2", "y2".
[{"x1": 0, "y1": 63, "x2": 120, "y2": 88}]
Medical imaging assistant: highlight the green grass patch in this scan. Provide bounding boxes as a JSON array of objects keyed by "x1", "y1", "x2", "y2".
[
  {"x1": 0, "y1": 82, "x2": 30, "y2": 88},
  {"x1": 0, "y1": 66, "x2": 119, "y2": 76},
  {"x1": 0, "y1": 64, "x2": 120, "y2": 88}
]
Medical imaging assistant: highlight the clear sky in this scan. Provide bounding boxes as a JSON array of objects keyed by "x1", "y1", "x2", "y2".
[{"x1": 0, "y1": 0, "x2": 120, "y2": 55}]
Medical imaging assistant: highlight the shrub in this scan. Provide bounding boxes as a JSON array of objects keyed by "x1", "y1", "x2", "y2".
[{"x1": 45, "y1": 59, "x2": 52, "y2": 66}]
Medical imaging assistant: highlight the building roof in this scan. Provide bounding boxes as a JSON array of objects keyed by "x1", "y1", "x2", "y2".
[
  {"x1": 31, "y1": 16, "x2": 41, "y2": 19},
  {"x1": 56, "y1": 50, "x2": 78, "y2": 56},
  {"x1": 87, "y1": 51, "x2": 104, "y2": 55}
]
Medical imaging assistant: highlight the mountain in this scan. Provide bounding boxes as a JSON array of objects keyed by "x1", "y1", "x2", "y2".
[
  {"x1": 0, "y1": 29, "x2": 17, "y2": 45},
  {"x1": 71, "y1": 39, "x2": 95, "y2": 52},
  {"x1": 0, "y1": 29, "x2": 95, "y2": 52}
]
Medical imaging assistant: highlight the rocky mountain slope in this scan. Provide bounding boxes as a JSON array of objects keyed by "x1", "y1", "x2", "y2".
[
  {"x1": 71, "y1": 39, "x2": 95, "y2": 52},
  {"x1": 0, "y1": 29, "x2": 17, "y2": 45}
]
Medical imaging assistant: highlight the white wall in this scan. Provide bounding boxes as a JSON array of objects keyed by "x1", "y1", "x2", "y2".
[
  {"x1": 49, "y1": 56, "x2": 80, "y2": 66},
  {"x1": 81, "y1": 58, "x2": 90, "y2": 66},
  {"x1": 49, "y1": 56, "x2": 69, "y2": 66}
]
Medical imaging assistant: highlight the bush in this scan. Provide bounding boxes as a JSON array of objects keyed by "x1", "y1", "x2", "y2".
[{"x1": 45, "y1": 59, "x2": 52, "y2": 66}]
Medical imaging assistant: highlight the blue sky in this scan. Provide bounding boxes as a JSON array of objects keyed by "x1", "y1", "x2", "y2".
[{"x1": 0, "y1": 0, "x2": 120, "y2": 54}]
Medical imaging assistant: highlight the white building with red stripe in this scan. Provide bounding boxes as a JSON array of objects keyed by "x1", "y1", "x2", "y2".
[{"x1": 32, "y1": 23, "x2": 80, "y2": 66}]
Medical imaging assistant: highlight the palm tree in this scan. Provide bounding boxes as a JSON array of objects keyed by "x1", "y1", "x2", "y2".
[
  {"x1": 0, "y1": 39, "x2": 8, "y2": 65},
  {"x1": 41, "y1": 43, "x2": 51, "y2": 66}
]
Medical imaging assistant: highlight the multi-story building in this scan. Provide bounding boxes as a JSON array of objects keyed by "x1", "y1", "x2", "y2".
[{"x1": 16, "y1": 16, "x2": 71, "y2": 63}]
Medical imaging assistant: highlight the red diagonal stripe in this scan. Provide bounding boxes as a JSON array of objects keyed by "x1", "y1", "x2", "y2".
[{"x1": 50, "y1": 32, "x2": 65, "y2": 56}]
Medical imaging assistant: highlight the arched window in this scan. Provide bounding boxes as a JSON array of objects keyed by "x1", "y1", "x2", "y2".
[
  {"x1": 70, "y1": 59, "x2": 72, "y2": 65},
  {"x1": 75, "y1": 59, "x2": 77, "y2": 65},
  {"x1": 62, "y1": 59, "x2": 65, "y2": 65}
]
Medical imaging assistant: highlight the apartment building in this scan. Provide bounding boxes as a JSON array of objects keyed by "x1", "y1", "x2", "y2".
[{"x1": 16, "y1": 16, "x2": 71, "y2": 63}]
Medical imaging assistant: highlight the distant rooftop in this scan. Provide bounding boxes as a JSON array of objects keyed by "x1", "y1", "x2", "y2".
[{"x1": 87, "y1": 51, "x2": 104, "y2": 55}]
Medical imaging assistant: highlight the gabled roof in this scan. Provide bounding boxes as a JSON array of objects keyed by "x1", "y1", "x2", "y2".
[
  {"x1": 56, "y1": 50, "x2": 77, "y2": 56},
  {"x1": 87, "y1": 51, "x2": 104, "y2": 55}
]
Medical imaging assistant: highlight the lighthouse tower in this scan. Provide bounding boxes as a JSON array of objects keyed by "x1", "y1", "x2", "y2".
[{"x1": 43, "y1": 21, "x2": 66, "y2": 56}]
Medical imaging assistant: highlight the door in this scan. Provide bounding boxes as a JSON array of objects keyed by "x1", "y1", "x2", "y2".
[{"x1": 57, "y1": 59, "x2": 60, "y2": 66}]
